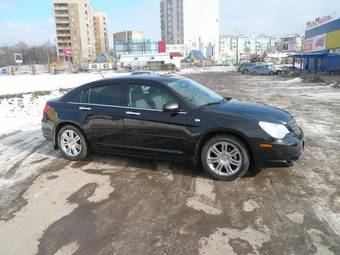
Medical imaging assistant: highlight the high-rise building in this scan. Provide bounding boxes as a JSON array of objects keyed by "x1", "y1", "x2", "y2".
[
  {"x1": 160, "y1": 0, "x2": 220, "y2": 60},
  {"x1": 53, "y1": 0, "x2": 106, "y2": 64},
  {"x1": 93, "y1": 11, "x2": 109, "y2": 55},
  {"x1": 160, "y1": 0, "x2": 184, "y2": 44}
]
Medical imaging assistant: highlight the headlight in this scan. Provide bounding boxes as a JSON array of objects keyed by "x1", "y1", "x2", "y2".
[{"x1": 259, "y1": 121, "x2": 289, "y2": 139}]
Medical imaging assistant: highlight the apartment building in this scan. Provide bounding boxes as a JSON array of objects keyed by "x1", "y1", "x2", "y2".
[
  {"x1": 220, "y1": 34, "x2": 277, "y2": 64},
  {"x1": 53, "y1": 0, "x2": 107, "y2": 64},
  {"x1": 160, "y1": 0, "x2": 184, "y2": 44},
  {"x1": 160, "y1": 0, "x2": 220, "y2": 61},
  {"x1": 94, "y1": 11, "x2": 109, "y2": 55}
]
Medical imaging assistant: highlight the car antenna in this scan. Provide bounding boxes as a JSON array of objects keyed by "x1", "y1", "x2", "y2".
[{"x1": 98, "y1": 71, "x2": 105, "y2": 79}]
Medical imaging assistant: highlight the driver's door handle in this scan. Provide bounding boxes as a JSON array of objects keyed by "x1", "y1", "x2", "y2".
[
  {"x1": 79, "y1": 107, "x2": 92, "y2": 111},
  {"x1": 126, "y1": 111, "x2": 141, "y2": 116}
]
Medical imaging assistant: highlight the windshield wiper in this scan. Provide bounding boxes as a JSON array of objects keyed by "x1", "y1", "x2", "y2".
[
  {"x1": 199, "y1": 101, "x2": 222, "y2": 108},
  {"x1": 199, "y1": 97, "x2": 232, "y2": 108}
]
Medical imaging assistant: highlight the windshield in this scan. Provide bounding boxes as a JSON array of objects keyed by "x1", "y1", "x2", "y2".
[{"x1": 167, "y1": 79, "x2": 223, "y2": 107}]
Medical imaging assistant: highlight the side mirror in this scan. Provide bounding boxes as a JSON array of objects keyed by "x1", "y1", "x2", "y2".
[{"x1": 163, "y1": 103, "x2": 179, "y2": 112}]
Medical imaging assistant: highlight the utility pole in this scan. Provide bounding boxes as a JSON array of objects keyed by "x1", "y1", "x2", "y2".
[
  {"x1": 236, "y1": 36, "x2": 239, "y2": 66},
  {"x1": 46, "y1": 43, "x2": 50, "y2": 65}
]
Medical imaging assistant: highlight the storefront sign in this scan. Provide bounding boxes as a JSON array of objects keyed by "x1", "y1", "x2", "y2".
[
  {"x1": 63, "y1": 48, "x2": 72, "y2": 57},
  {"x1": 304, "y1": 34, "x2": 326, "y2": 52},
  {"x1": 306, "y1": 15, "x2": 333, "y2": 30}
]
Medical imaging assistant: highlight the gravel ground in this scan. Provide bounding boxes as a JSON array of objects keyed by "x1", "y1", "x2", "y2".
[{"x1": 0, "y1": 72, "x2": 339, "y2": 255}]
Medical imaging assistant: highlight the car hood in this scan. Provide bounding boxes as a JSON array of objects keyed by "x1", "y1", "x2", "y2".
[{"x1": 204, "y1": 99, "x2": 293, "y2": 123}]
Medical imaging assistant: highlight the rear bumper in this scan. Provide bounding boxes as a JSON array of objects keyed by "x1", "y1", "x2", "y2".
[
  {"x1": 41, "y1": 119, "x2": 54, "y2": 143},
  {"x1": 255, "y1": 134, "x2": 304, "y2": 168}
]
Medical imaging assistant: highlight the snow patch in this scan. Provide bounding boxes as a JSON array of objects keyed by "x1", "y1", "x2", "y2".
[
  {"x1": 0, "y1": 72, "x2": 127, "y2": 96},
  {"x1": 243, "y1": 200, "x2": 259, "y2": 212},
  {"x1": 284, "y1": 77, "x2": 303, "y2": 84},
  {"x1": 286, "y1": 212, "x2": 304, "y2": 224},
  {"x1": 199, "y1": 227, "x2": 270, "y2": 255},
  {"x1": 186, "y1": 177, "x2": 222, "y2": 215}
]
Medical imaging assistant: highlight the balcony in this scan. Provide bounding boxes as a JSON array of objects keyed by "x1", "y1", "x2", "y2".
[
  {"x1": 56, "y1": 27, "x2": 70, "y2": 32},
  {"x1": 56, "y1": 20, "x2": 69, "y2": 25},
  {"x1": 55, "y1": 12, "x2": 69, "y2": 18},
  {"x1": 54, "y1": 4, "x2": 68, "y2": 11}
]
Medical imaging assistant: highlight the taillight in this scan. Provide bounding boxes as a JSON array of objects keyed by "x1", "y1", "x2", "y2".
[{"x1": 43, "y1": 103, "x2": 51, "y2": 115}]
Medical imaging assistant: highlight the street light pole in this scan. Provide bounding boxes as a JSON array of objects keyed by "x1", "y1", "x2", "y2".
[{"x1": 236, "y1": 36, "x2": 239, "y2": 66}]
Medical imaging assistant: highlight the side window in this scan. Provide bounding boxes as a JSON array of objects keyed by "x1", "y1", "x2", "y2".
[
  {"x1": 81, "y1": 89, "x2": 90, "y2": 103},
  {"x1": 81, "y1": 84, "x2": 123, "y2": 106},
  {"x1": 128, "y1": 84, "x2": 176, "y2": 110},
  {"x1": 67, "y1": 90, "x2": 81, "y2": 102}
]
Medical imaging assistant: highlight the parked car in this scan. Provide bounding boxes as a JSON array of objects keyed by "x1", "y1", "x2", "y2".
[
  {"x1": 327, "y1": 67, "x2": 340, "y2": 75},
  {"x1": 42, "y1": 75, "x2": 304, "y2": 181},
  {"x1": 249, "y1": 65, "x2": 279, "y2": 75},
  {"x1": 238, "y1": 62, "x2": 256, "y2": 74}
]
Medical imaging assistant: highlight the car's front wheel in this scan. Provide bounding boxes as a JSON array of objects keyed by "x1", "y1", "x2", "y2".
[
  {"x1": 58, "y1": 125, "x2": 88, "y2": 161},
  {"x1": 201, "y1": 135, "x2": 250, "y2": 181}
]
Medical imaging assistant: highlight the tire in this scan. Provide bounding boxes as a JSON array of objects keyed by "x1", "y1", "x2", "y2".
[
  {"x1": 201, "y1": 135, "x2": 250, "y2": 181},
  {"x1": 57, "y1": 125, "x2": 88, "y2": 161},
  {"x1": 269, "y1": 72, "x2": 275, "y2": 75}
]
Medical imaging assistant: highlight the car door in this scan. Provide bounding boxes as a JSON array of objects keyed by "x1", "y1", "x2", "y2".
[
  {"x1": 123, "y1": 82, "x2": 194, "y2": 160},
  {"x1": 257, "y1": 65, "x2": 263, "y2": 74},
  {"x1": 79, "y1": 82, "x2": 125, "y2": 151}
]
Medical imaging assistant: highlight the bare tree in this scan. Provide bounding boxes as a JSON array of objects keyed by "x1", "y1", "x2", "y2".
[{"x1": 0, "y1": 41, "x2": 57, "y2": 67}]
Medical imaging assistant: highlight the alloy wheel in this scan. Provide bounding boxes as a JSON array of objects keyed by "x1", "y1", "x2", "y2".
[
  {"x1": 60, "y1": 129, "x2": 82, "y2": 157},
  {"x1": 206, "y1": 142, "x2": 243, "y2": 176}
]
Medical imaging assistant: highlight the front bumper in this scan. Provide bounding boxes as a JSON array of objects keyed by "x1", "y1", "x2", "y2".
[{"x1": 256, "y1": 133, "x2": 304, "y2": 168}]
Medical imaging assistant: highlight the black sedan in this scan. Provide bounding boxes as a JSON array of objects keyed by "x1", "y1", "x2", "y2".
[{"x1": 42, "y1": 75, "x2": 304, "y2": 181}]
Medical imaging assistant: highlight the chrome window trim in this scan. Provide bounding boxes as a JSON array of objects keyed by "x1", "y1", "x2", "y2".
[{"x1": 68, "y1": 102, "x2": 188, "y2": 115}]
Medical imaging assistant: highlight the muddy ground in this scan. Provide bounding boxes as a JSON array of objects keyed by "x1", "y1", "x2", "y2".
[{"x1": 0, "y1": 72, "x2": 339, "y2": 255}]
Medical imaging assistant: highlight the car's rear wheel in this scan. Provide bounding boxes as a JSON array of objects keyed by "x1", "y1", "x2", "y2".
[
  {"x1": 58, "y1": 125, "x2": 88, "y2": 161},
  {"x1": 201, "y1": 135, "x2": 250, "y2": 181}
]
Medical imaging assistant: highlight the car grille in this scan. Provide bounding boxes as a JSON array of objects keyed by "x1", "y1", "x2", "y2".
[{"x1": 287, "y1": 119, "x2": 302, "y2": 136}]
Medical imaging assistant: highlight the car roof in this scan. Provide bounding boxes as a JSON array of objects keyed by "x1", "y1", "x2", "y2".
[
  {"x1": 80, "y1": 74, "x2": 185, "y2": 89},
  {"x1": 60, "y1": 74, "x2": 186, "y2": 102}
]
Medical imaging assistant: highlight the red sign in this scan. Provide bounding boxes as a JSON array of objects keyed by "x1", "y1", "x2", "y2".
[
  {"x1": 158, "y1": 40, "x2": 166, "y2": 53},
  {"x1": 63, "y1": 48, "x2": 72, "y2": 57}
]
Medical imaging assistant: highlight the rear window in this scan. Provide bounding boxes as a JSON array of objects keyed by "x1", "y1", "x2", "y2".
[{"x1": 81, "y1": 84, "x2": 123, "y2": 106}]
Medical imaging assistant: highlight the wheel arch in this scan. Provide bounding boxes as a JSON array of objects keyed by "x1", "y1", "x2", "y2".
[{"x1": 195, "y1": 129, "x2": 255, "y2": 169}]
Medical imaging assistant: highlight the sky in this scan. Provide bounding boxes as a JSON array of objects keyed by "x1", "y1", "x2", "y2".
[{"x1": 0, "y1": 0, "x2": 339, "y2": 46}]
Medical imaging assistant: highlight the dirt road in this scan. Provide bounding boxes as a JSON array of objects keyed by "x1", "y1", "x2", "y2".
[{"x1": 0, "y1": 72, "x2": 339, "y2": 255}]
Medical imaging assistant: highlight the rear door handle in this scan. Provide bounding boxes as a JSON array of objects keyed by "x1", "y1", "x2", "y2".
[
  {"x1": 126, "y1": 111, "x2": 141, "y2": 116},
  {"x1": 79, "y1": 107, "x2": 92, "y2": 111}
]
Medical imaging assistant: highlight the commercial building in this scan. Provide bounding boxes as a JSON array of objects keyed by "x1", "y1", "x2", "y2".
[
  {"x1": 114, "y1": 40, "x2": 161, "y2": 57},
  {"x1": 118, "y1": 52, "x2": 182, "y2": 71},
  {"x1": 113, "y1": 31, "x2": 144, "y2": 43},
  {"x1": 93, "y1": 11, "x2": 109, "y2": 56},
  {"x1": 53, "y1": 0, "x2": 108, "y2": 65},
  {"x1": 220, "y1": 34, "x2": 277, "y2": 64},
  {"x1": 160, "y1": 0, "x2": 220, "y2": 61},
  {"x1": 280, "y1": 34, "x2": 303, "y2": 53},
  {"x1": 294, "y1": 16, "x2": 340, "y2": 73}
]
